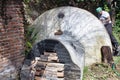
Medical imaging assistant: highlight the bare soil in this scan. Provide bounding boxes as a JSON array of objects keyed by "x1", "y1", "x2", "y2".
[{"x1": 83, "y1": 56, "x2": 120, "y2": 80}]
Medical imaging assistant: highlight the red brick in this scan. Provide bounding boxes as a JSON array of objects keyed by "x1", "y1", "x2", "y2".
[
  {"x1": 10, "y1": 54, "x2": 24, "y2": 62},
  {"x1": 5, "y1": 11, "x2": 22, "y2": 15},
  {"x1": 0, "y1": 58, "x2": 10, "y2": 64},
  {"x1": 0, "y1": 66, "x2": 4, "y2": 72},
  {"x1": 0, "y1": 0, "x2": 24, "y2": 75},
  {"x1": 0, "y1": 28, "x2": 5, "y2": 32}
]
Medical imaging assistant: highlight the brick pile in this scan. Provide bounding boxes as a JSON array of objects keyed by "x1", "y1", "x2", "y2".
[
  {"x1": 0, "y1": 0, "x2": 24, "y2": 79},
  {"x1": 20, "y1": 42, "x2": 81, "y2": 80},
  {"x1": 34, "y1": 52, "x2": 64, "y2": 80}
]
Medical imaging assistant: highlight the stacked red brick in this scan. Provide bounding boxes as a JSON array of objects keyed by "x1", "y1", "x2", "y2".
[{"x1": 0, "y1": 0, "x2": 24, "y2": 79}]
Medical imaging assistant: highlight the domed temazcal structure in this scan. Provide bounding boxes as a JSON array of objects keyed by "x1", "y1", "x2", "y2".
[{"x1": 27, "y1": 6, "x2": 112, "y2": 80}]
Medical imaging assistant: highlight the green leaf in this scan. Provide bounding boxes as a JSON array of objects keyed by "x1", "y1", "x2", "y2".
[{"x1": 26, "y1": 41, "x2": 32, "y2": 48}]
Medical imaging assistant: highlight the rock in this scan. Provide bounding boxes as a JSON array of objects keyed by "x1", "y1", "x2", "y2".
[
  {"x1": 0, "y1": 66, "x2": 17, "y2": 80},
  {"x1": 117, "y1": 46, "x2": 120, "y2": 55}
]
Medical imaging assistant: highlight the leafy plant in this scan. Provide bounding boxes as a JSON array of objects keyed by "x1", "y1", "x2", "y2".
[
  {"x1": 113, "y1": 19, "x2": 120, "y2": 44},
  {"x1": 24, "y1": 26, "x2": 38, "y2": 56},
  {"x1": 104, "y1": 4, "x2": 110, "y2": 12},
  {"x1": 24, "y1": 0, "x2": 31, "y2": 3}
]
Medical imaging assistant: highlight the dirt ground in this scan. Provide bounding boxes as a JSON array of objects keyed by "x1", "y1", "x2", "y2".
[{"x1": 83, "y1": 56, "x2": 120, "y2": 80}]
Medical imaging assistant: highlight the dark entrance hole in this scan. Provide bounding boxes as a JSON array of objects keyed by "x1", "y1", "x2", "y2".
[{"x1": 21, "y1": 39, "x2": 81, "y2": 80}]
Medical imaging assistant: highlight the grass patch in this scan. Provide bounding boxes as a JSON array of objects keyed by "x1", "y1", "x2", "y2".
[
  {"x1": 83, "y1": 56, "x2": 120, "y2": 80},
  {"x1": 114, "y1": 56, "x2": 120, "y2": 64}
]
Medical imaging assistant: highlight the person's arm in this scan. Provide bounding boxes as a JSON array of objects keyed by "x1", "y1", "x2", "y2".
[
  {"x1": 104, "y1": 11, "x2": 111, "y2": 23},
  {"x1": 105, "y1": 16, "x2": 111, "y2": 23}
]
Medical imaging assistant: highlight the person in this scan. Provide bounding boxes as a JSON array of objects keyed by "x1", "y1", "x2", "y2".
[{"x1": 96, "y1": 7, "x2": 119, "y2": 55}]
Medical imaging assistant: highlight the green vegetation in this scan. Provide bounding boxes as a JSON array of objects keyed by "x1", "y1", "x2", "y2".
[
  {"x1": 83, "y1": 60, "x2": 120, "y2": 80},
  {"x1": 24, "y1": 26, "x2": 37, "y2": 56},
  {"x1": 113, "y1": 1, "x2": 120, "y2": 44},
  {"x1": 113, "y1": 11, "x2": 120, "y2": 44},
  {"x1": 113, "y1": 19, "x2": 120, "y2": 44}
]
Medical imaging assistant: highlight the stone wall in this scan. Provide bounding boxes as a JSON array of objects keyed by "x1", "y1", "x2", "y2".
[{"x1": 0, "y1": 0, "x2": 24, "y2": 79}]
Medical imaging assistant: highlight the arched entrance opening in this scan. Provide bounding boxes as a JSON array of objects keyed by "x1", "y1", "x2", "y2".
[{"x1": 21, "y1": 39, "x2": 82, "y2": 80}]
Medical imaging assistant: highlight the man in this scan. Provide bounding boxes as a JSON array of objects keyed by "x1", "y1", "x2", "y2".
[{"x1": 96, "y1": 7, "x2": 119, "y2": 55}]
